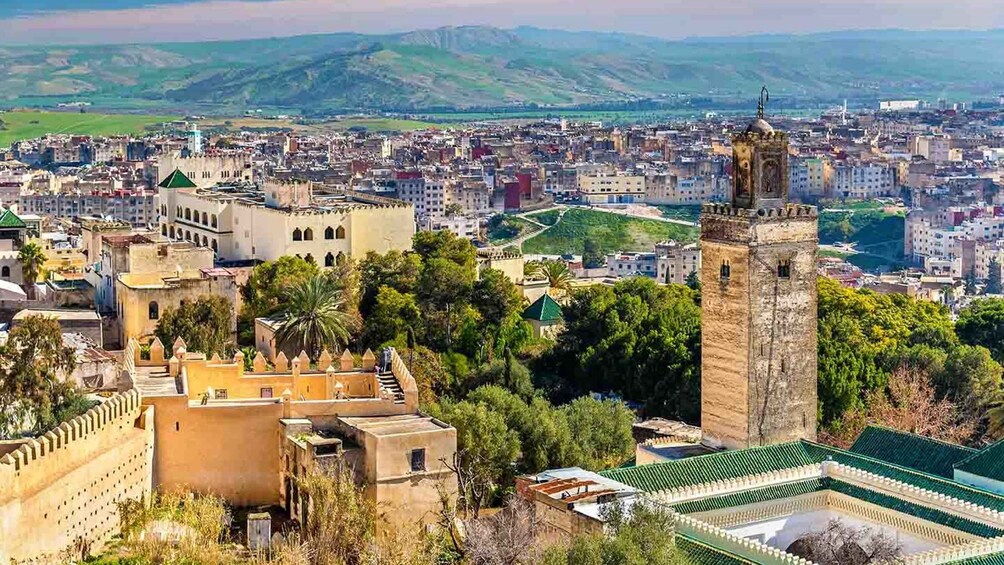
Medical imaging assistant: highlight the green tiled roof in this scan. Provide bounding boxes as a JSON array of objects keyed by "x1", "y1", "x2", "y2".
[
  {"x1": 600, "y1": 441, "x2": 816, "y2": 492},
  {"x1": 827, "y1": 480, "x2": 1004, "y2": 538},
  {"x1": 850, "y1": 425, "x2": 977, "y2": 478},
  {"x1": 949, "y1": 555, "x2": 1004, "y2": 565},
  {"x1": 0, "y1": 209, "x2": 26, "y2": 229},
  {"x1": 158, "y1": 168, "x2": 197, "y2": 189},
  {"x1": 675, "y1": 535, "x2": 757, "y2": 565},
  {"x1": 672, "y1": 479, "x2": 825, "y2": 515},
  {"x1": 802, "y1": 441, "x2": 1004, "y2": 512},
  {"x1": 601, "y1": 439, "x2": 1004, "y2": 513},
  {"x1": 522, "y1": 293, "x2": 562, "y2": 322},
  {"x1": 955, "y1": 440, "x2": 1004, "y2": 483}
]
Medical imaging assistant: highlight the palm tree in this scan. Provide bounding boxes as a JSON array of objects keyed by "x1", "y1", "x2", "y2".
[
  {"x1": 540, "y1": 260, "x2": 574, "y2": 291},
  {"x1": 523, "y1": 260, "x2": 543, "y2": 281},
  {"x1": 17, "y1": 242, "x2": 46, "y2": 300},
  {"x1": 274, "y1": 275, "x2": 357, "y2": 360}
]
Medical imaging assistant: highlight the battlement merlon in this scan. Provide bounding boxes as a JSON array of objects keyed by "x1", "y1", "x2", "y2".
[{"x1": 700, "y1": 204, "x2": 818, "y2": 246}]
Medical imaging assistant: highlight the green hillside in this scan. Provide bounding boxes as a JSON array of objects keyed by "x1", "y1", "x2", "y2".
[
  {"x1": 0, "y1": 110, "x2": 176, "y2": 147},
  {"x1": 2, "y1": 26, "x2": 1004, "y2": 114}
]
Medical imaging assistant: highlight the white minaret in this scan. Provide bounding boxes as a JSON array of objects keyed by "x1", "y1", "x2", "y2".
[{"x1": 187, "y1": 123, "x2": 203, "y2": 155}]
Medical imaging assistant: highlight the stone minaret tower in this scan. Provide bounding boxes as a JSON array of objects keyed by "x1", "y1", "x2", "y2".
[{"x1": 700, "y1": 90, "x2": 818, "y2": 450}]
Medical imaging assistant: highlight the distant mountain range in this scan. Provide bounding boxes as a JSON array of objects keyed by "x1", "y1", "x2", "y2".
[{"x1": 3, "y1": 26, "x2": 1004, "y2": 115}]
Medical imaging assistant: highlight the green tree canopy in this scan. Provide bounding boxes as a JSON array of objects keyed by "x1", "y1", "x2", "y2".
[
  {"x1": 361, "y1": 285, "x2": 421, "y2": 349},
  {"x1": 561, "y1": 396, "x2": 636, "y2": 470},
  {"x1": 241, "y1": 256, "x2": 319, "y2": 319},
  {"x1": 155, "y1": 295, "x2": 234, "y2": 357},
  {"x1": 817, "y1": 277, "x2": 957, "y2": 424},
  {"x1": 582, "y1": 238, "x2": 605, "y2": 269},
  {"x1": 957, "y1": 298, "x2": 1004, "y2": 363},
  {"x1": 359, "y1": 250, "x2": 422, "y2": 317},
  {"x1": 471, "y1": 268, "x2": 524, "y2": 330},
  {"x1": 0, "y1": 315, "x2": 89, "y2": 438},
  {"x1": 551, "y1": 277, "x2": 701, "y2": 421}
]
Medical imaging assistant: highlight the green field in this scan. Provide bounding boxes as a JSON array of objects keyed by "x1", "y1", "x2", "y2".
[
  {"x1": 0, "y1": 110, "x2": 177, "y2": 148},
  {"x1": 521, "y1": 208, "x2": 698, "y2": 256},
  {"x1": 329, "y1": 117, "x2": 441, "y2": 131}
]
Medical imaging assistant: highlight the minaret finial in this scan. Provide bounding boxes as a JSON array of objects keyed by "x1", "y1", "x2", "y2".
[{"x1": 757, "y1": 85, "x2": 769, "y2": 120}]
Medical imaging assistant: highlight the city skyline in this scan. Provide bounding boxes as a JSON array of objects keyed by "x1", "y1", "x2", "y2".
[{"x1": 4, "y1": 0, "x2": 1004, "y2": 45}]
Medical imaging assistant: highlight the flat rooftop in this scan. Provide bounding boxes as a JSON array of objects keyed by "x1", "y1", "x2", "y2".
[
  {"x1": 339, "y1": 414, "x2": 448, "y2": 436},
  {"x1": 13, "y1": 308, "x2": 100, "y2": 322}
]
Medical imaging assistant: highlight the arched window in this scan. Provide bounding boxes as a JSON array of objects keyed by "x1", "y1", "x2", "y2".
[
  {"x1": 1, "y1": 266, "x2": 10, "y2": 278},
  {"x1": 777, "y1": 260, "x2": 791, "y2": 279},
  {"x1": 335, "y1": 226, "x2": 346, "y2": 239},
  {"x1": 292, "y1": 228, "x2": 302, "y2": 241},
  {"x1": 201, "y1": 211, "x2": 208, "y2": 225},
  {"x1": 184, "y1": 208, "x2": 191, "y2": 221},
  {"x1": 161, "y1": 205, "x2": 167, "y2": 216},
  {"x1": 185, "y1": 230, "x2": 191, "y2": 241},
  {"x1": 149, "y1": 301, "x2": 159, "y2": 320},
  {"x1": 336, "y1": 252, "x2": 346, "y2": 265},
  {"x1": 170, "y1": 226, "x2": 176, "y2": 238},
  {"x1": 720, "y1": 260, "x2": 731, "y2": 281},
  {"x1": 325, "y1": 227, "x2": 334, "y2": 240},
  {"x1": 304, "y1": 253, "x2": 315, "y2": 265},
  {"x1": 211, "y1": 240, "x2": 218, "y2": 253},
  {"x1": 211, "y1": 214, "x2": 218, "y2": 228},
  {"x1": 325, "y1": 252, "x2": 335, "y2": 267},
  {"x1": 303, "y1": 228, "x2": 313, "y2": 241},
  {"x1": 177, "y1": 206, "x2": 182, "y2": 217},
  {"x1": 161, "y1": 224, "x2": 167, "y2": 236},
  {"x1": 202, "y1": 235, "x2": 208, "y2": 247}
]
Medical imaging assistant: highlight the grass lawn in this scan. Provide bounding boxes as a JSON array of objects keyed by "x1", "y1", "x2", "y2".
[
  {"x1": 522, "y1": 208, "x2": 697, "y2": 256},
  {"x1": 487, "y1": 216, "x2": 536, "y2": 245},
  {"x1": 526, "y1": 209, "x2": 560, "y2": 226},
  {"x1": 656, "y1": 205, "x2": 702, "y2": 223},
  {"x1": 0, "y1": 110, "x2": 176, "y2": 147}
]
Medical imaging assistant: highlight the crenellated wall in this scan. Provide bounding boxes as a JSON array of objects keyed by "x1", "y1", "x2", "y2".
[{"x1": 0, "y1": 390, "x2": 154, "y2": 563}]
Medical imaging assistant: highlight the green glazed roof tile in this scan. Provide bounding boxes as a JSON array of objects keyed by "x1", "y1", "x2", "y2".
[
  {"x1": 158, "y1": 168, "x2": 198, "y2": 189},
  {"x1": 850, "y1": 425, "x2": 977, "y2": 478},
  {"x1": 955, "y1": 439, "x2": 1004, "y2": 483},
  {"x1": 522, "y1": 293, "x2": 562, "y2": 322}
]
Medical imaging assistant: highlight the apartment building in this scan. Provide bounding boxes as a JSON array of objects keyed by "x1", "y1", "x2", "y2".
[
  {"x1": 19, "y1": 193, "x2": 158, "y2": 226},
  {"x1": 833, "y1": 164, "x2": 896, "y2": 199},
  {"x1": 578, "y1": 173, "x2": 645, "y2": 204}
]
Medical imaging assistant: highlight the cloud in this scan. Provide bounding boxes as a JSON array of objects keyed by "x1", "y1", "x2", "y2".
[{"x1": 1, "y1": 0, "x2": 1002, "y2": 45}]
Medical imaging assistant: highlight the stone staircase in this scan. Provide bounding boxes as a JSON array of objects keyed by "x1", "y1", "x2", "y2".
[{"x1": 376, "y1": 373, "x2": 405, "y2": 404}]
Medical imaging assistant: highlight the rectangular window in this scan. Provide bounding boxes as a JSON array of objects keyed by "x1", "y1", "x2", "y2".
[
  {"x1": 216, "y1": 389, "x2": 228, "y2": 400},
  {"x1": 261, "y1": 387, "x2": 273, "y2": 399},
  {"x1": 410, "y1": 448, "x2": 426, "y2": 472}
]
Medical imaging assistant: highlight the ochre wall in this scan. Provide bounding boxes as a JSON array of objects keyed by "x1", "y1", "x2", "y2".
[
  {"x1": 0, "y1": 391, "x2": 154, "y2": 564},
  {"x1": 144, "y1": 395, "x2": 283, "y2": 506}
]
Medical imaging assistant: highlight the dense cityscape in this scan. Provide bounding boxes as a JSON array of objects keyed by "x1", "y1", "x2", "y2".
[{"x1": 6, "y1": 4, "x2": 1004, "y2": 565}]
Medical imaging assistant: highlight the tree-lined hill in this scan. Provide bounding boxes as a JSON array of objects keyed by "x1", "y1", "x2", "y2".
[{"x1": 3, "y1": 26, "x2": 1004, "y2": 114}]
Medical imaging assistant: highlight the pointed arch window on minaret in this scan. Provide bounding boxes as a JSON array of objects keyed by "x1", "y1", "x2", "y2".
[
  {"x1": 777, "y1": 259, "x2": 791, "y2": 279},
  {"x1": 720, "y1": 260, "x2": 731, "y2": 281}
]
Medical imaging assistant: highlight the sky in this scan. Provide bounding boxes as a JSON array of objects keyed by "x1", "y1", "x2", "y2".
[{"x1": 2, "y1": 0, "x2": 1004, "y2": 45}]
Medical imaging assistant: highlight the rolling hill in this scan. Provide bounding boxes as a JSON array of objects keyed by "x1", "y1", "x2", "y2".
[{"x1": 2, "y1": 26, "x2": 1004, "y2": 114}]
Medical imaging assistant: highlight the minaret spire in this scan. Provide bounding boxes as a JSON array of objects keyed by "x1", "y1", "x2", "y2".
[{"x1": 757, "y1": 85, "x2": 769, "y2": 120}]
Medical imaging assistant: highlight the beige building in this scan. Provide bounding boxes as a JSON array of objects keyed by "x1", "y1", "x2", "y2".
[
  {"x1": 578, "y1": 173, "x2": 646, "y2": 204},
  {"x1": 159, "y1": 175, "x2": 415, "y2": 264},
  {"x1": 158, "y1": 152, "x2": 253, "y2": 189},
  {"x1": 132, "y1": 340, "x2": 456, "y2": 530},
  {"x1": 655, "y1": 240, "x2": 701, "y2": 285},
  {"x1": 115, "y1": 266, "x2": 238, "y2": 344}
]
